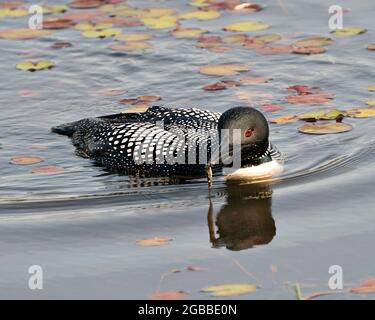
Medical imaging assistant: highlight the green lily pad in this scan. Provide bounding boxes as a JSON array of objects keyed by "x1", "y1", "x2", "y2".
[{"x1": 298, "y1": 122, "x2": 352, "y2": 135}]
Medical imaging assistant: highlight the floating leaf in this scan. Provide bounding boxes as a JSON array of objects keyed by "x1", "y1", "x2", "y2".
[
  {"x1": 141, "y1": 16, "x2": 178, "y2": 29},
  {"x1": 293, "y1": 46, "x2": 326, "y2": 54},
  {"x1": 68, "y1": 0, "x2": 103, "y2": 9},
  {"x1": 207, "y1": 46, "x2": 231, "y2": 52},
  {"x1": 298, "y1": 122, "x2": 352, "y2": 134},
  {"x1": 254, "y1": 33, "x2": 282, "y2": 44},
  {"x1": 223, "y1": 21, "x2": 270, "y2": 32},
  {"x1": 31, "y1": 166, "x2": 65, "y2": 174},
  {"x1": 201, "y1": 283, "x2": 257, "y2": 297},
  {"x1": 189, "y1": 0, "x2": 209, "y2": 7},
  {"x1": 331, "y1": 27, "x2": 367, "y2": 36},
  {"x1": 136, "y1": 236, "x2": 173, "y2": 246},
  {"x1": 234, "y1": 3, "x2": 262, "y2": 11},
  {"x1": 199, "y1": 64, "x2": 250, "y2": 76},
  {"x1": 0, "y1": 7, "x2": 28, "y2": 17},
  {"x1": 367, "y1": 44, "x2": 375, "y2": 50},
  {"x1": 203, "y1": 80, "x2": 239, "y2": 91},
  {"x1": 138, "y1": 95, "x2": 162, "y2": 102},
  {"x1": 240, "y1": 76, "x2": 272, "y2": 84},
  {"x1": 149, "y1": 291, "x2": 187, "y2": 300},
  {"x1": 287, "y1": 85, "x2": 321, "y2": 95},
  {"x1": 43, "y1": 18, "x2": 76, "y2": 29},
  {"x1": 222, "y1": 34, "x2": 248, "y2": 44},
  {"x1": 367, "y1": 85, "x2": 375, "y2": 91},
  {"x1": 298, "y1": 109, "x2": 345, "y2": 121},
  {"x1": 16, "y1": 60, "x2": 55, "y2": 72},
  {"x1": 121, "y1": 105, "x2": 150, "y2": 113},
  {"x1": 75, "y1": 21, "x2": 114, "y2": 31},
  {"x1": 82, "y1": 28, "x2": 121, "y2": 38},
  {"x1": 41, "y1": 5, "x2": 68, "y2": 14},
  {"x1": 350, "y1": 277, "x2": 375, "y2": 294},
  {"x1": 0, "y1": 28, "x2": 51, "y2": 40},
  {"x1": 294, "y1": 36, "x2": 332, "y2": 47},
  {"x1": 62, "y1": 11, "x2": 106, "y2": 22},
  {"x1": 170, "y1": 27, "x2": 207, "y2": 38},
  {"x1": 270, "y1": 115, "x2": 298, "y2": 124},
  {"x1": 115, "y1": 33, "x2": 153, "y2": 42},
  {"x1": 109, "y1": 41, "x2": 151, "y2": 52},
  {"x1": 256, "y1": 44, "x2": 292, "y2": 55},
  {"x1": 365, "y1": 100, "x2": 375, "y2": 106},
  {"x1": 347, "y1": 108, "x2": 375, "y2": 118},
  {"x1": 10, "y1": 156, "x2": 44, "y2": 165},
  {"x1": 179, "y1": 10, "x2": 220, "y2": 20}
]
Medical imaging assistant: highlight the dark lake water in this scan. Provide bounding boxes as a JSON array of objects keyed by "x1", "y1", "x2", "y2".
[{"x1": 0, "y1": 0, "x2": 374, "y2": 299}]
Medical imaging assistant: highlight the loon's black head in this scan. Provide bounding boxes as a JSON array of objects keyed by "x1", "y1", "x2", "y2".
[{"x1": 218, "y1": 107, "x2": 269, "y2": 167}]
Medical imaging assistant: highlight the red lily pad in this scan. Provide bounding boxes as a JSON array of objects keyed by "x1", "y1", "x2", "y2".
[
  {"x1": 10, "y1": 156, "x2": 44, "y2": 165},
  {"x1": 255, "y1": 44, "x2": 292, "y2": 55},
  {"x1": 68, "y1": 0, "x2": 103, "y2": 9}
]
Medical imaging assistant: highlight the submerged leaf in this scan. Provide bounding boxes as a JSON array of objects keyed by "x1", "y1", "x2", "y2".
[
  {"x1": 240, "y1": 76, "x2": 273, "y2": 84},
  {"x1": 31, "y1": 166, "x2": 65, "y2": 174},
  {"x1": 201, "y1": 283, "x2": 257, "y2": 297},
  {"x1": 109, "y1": 41, "x2": 151, "y2": 52},
  {"x1": 136, "y1": 236, "x2": 173, "y2": 246},
  {"x1": 298, "y1": 122, "x2": 352, "y2": 134}
]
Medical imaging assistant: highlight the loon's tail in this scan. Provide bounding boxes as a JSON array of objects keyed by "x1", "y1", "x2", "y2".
[{"x1": 51, "y1": 121, "x2": 78, "y2": 137}]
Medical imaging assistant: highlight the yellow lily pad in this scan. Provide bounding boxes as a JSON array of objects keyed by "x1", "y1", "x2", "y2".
[
  {"x1": 179, "y1": 10, "x2": 220, "y2": 20},
  {"x1": 367, "y1": 44, "x2": 375, "y2": 50},
  {"x1": 0, "y1": 28, "x2": 51, "y2": 40},
  {"x1": 82, "y1": 28, "x2": 121, "y2": 38},
  {"x1": 222, "y1": 34, "x2": 248, "y2": 44},
  {"x1": 170, "y1": 27, "x2": 207, "y2": 38},
  {"x1": 367, "y1": 85, "x2": 375, "y2": 91},
  {"x1": 294, "y1": 36, "x2": 332, "y2": 47},
  {"x1": 189, "y1": 0, "x2": 209, "y2": 7},
  {"x1": 365, "y1": 100, "x2": 375, "y2": 106},
  {"x1": 270, "y1": 115, "x2": 298, "y2": 124},
  {"x1": 298, "y1": 109, "x2": 345, "y2": 121},
  {"x1": 201, "y1": 283, "x2": 257, "y2": 297},
  {"x1": 16, "y1": 60, "x2": 55, "y2": 72},
  {"x1": 108, "y1": 41, "x2": 151, "y2": 52},
  {"x1": 223, "y1": 21, "x2": 270, "y2": 32},
  {"x1": 141, "y1": 16, "x2": 178, "y2": 29},
  {"x1": 199, "y1": 64, "x2": 250, "y2": 76},
  {"x1": 115, "y1": 33, "x2": 153, "y2": 42},
  {"x1": 331, "y1": 27, "x2": 367, "y2": 36},
  {"x1": 0, "y1": 8, "x2": 29, "y2": 17},
  {"x1": 298, "y1": 122, "x2": 352, "y2": 134},
  {"x1": 42, "y1": 5, "x2": 68, "y2": 14},
  {"x1": 347, "y1": 108, "x2": 375, "y2": 118}
]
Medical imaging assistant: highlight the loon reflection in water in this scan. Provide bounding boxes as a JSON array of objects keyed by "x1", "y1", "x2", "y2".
[{"x1": 208, "y1": 182, "x2": 276, "y2": 251}]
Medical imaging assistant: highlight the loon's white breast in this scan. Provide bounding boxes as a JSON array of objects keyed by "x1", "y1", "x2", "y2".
[{"x1": 223, "y1": 159, "x2": 284, "y2": 181}]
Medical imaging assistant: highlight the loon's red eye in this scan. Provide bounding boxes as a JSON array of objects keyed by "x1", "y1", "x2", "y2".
[{"x1": 245, "y1": 129, "x2": 253, "y2": 138}]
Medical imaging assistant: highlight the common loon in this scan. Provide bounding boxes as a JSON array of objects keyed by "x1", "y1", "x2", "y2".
[{"x1": 52, "y1": 106, "x2": 283, "y2": 180}]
